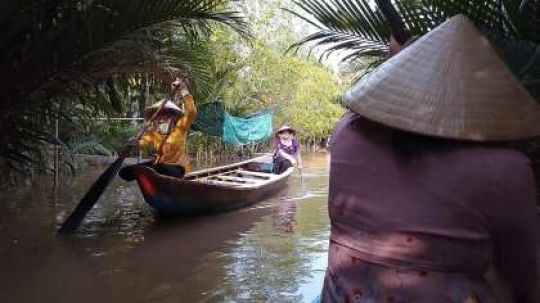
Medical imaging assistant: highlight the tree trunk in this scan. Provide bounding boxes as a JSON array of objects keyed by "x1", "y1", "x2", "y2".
[{"x1": 138, "y1": 73, "x2": 150, "y2": 119}]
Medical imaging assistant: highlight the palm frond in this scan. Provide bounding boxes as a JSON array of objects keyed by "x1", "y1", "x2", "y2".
[
  {"x1": 0, "y1": 0, "x2": 248, "y2": 178},
  {"x1": 289, "y1": 0, "x2": 540, "y2": 88},
  {"x1": 286, "y1": 0, "x2": 390, "y2": 61},
  {"x1": 59, "y1": 136, "x2": 113, "y2": 175}
]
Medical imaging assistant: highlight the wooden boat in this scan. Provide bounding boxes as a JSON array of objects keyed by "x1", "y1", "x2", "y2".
[{"x1": 134, "y1": 155, "x2": 293, "y2": 216}]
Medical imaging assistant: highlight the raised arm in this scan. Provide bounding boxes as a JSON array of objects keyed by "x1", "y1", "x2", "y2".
[
  {"x1": 171, "y1": 78, "x2": 197, "y2": 130},
  {"x1": 177, "y1": 93, "x2": 197, "y2": 129}
]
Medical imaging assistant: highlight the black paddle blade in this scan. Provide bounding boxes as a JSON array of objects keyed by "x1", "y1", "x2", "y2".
[
  {"x1": 58, "y1": 157, "x2": 126, "y2": 234},
  {"x1": 374, "y1": 0, "x2": 409, "y2": 44}
]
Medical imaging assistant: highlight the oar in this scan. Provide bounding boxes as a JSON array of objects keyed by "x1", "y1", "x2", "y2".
[
  {"x1": 58, "y1": 87, "x2": 179, "y2": 234},
  {"x1": 296, "y1": 153, "x2": 303, "y2": 184},
  {"x1": 520, "y1": 0, "x2": 532, "y2": 12},
  {"x1": 375, "y1": 0, "x2": 410, "y2": 45}
]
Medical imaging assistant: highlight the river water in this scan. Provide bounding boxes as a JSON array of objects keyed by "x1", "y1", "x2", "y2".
[{"x1": 0, "y1": 153, "x2": 331, "y2": 303}]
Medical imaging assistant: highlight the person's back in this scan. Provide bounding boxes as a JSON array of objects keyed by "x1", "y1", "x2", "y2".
[
  {"x1": 320, "y1": 15, "x2": 540, "y2": 303},
  {"x1": 324, "y1": 113, "x2": 539, "y2": 302}
]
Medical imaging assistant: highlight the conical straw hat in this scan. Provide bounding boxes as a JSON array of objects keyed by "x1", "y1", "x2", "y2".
[
  {"x1": 144, "y1": 99, "x2": 183, "y2": 119},
  {"x1": 276, "y1": 125, "x2": 296, "y2": 135},
  {"x1": 343, "y1": 14, "x2": 540, "y2": 141}
]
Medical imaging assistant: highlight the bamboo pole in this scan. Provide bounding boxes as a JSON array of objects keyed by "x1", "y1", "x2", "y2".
[{"x1": 53, "y1": 112, "x2": 59, "y2": 187}]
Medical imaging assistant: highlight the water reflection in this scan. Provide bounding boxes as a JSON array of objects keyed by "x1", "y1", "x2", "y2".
[
  {"x1": 0, "y1": 153, "x2": 330, "y2": 303},
  {"x1": 272, "y1": 198, "x2": 297, "y2": 234},
  {"x1": 203, "y1": 195, "x2": 329, "y2": 303}
]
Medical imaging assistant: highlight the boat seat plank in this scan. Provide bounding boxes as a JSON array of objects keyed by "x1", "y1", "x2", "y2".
[
  {"x1": 236, "y1": 170, "x2": 275, "y2": 179},
  {"x1": 187, "y1": 168, "x2": 243, "y2": 180},
  {"x1": 229, "y1": 173, "x2": 267, "y2": 180},
  {"x1": 198, "y1": 179, "x2": 248, "y2": 187},
  {"x1": 215, "y1": 175, "x2": 261, "y2": 184},
  {"x1": 215, "y1": 172, "x2": 262, "y2": 181}
]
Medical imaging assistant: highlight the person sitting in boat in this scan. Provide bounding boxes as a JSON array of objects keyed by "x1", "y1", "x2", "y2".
[
  {"x1": 119, "y1": 78, "x2": 197, "y2": 181},
  {"x1": 273, "y1": 126, "x2": 302, "y2": 174}
]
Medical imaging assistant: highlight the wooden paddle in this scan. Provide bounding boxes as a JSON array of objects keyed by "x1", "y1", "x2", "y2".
[
  {"x1": 58, "y1": 85, "x2": 180, "y2": 234},
  {"x1": 520, "y1": 0, "x2": 532, "y2": 11},
  {"x1": 297, "y1": 153, "x2": 303, "y2": 184},
  {"x1": 374, "y1": 0, "x2": 410, "y2": 45}
]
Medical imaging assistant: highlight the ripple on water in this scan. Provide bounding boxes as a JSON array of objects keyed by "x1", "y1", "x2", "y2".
[{"x1": 0, "y1": 153, "x2": 331, "y2": 303}]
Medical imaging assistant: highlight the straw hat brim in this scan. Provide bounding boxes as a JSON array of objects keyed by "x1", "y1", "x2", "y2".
[
  {"x1": 343, "y1": 14, "x2": 540, "y2": 142},
  {"x1": 144, "y1": 100, "x2": 183, "y2": 119},
  {"x1": 276, "y1": 126, "x2": 295, "y2": 135}
]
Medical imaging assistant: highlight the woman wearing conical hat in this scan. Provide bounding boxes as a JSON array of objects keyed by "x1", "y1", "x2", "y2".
[
  {"x1": 273, "y1": 126, "x2": 302, "y2": 174},
  {"x1": 119, "y1": 78, "x2": 197, "y2": 180},
  {"x1": 321, "y1": 15, "x2": 540, "y2": 303}
]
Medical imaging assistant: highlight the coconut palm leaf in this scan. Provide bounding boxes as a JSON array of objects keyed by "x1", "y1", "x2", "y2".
[
  {"x1": 286, "y1": 0, "x2": 391, "y2": 60},
  {"x1": 0, "y1": 0, "x2": 248, "y2": 178},
  {"x1": 289, "y1": 0, "x2": 540, "y2": 92},
  {"x1": 288, "y1": 0, "x2": 534, "y2": 61},
  {"x1": 59, "y1": 137, "x2": 113, "y2": 175}
]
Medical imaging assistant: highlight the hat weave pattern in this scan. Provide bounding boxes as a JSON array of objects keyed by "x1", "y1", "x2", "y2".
[{"x1": 343, "y1": 14, "x2": 540, "y2": 141}]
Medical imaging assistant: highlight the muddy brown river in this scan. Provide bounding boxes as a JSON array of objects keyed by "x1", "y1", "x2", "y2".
[{"x1": 0, "y1": 153, "x2": 330, "y2": 303}]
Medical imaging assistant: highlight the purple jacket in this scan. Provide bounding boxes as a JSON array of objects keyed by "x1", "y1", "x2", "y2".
[
  {"x1": 275, "y1": 138, "x2": 299, "y2": 158},
  {"x1": 322, "y1": 112, "x2": 539, "y2": 303}
]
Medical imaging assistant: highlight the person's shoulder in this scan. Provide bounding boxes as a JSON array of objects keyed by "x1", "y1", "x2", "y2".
[
  {"x1": 338, "y1": 111, "x2": 359, "y2": 125},
  {"x1": 473, "y1": 146, "x2": 530, "y2": 167},
  {"x1": 464, "y1": 146, "x2": 532, "y2": 180},
  {"x1": 332, "y1": 111, "x2": 360, "y2": 135}
]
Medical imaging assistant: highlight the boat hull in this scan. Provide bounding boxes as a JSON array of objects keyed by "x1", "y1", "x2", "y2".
[{"x1": 134, "y1": 157, "x2": 292, "y2": 216}]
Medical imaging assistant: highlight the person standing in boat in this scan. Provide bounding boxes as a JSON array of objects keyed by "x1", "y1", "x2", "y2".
[
  {"x1": 273, "y1": 126, "x2": 302, "y2": 174},
  {"x1": 321, "y1": 16, "x2": 540, "y2": 303},
  {"x1": 119, "y1": 78, "x2": 197, "y2": 180}
]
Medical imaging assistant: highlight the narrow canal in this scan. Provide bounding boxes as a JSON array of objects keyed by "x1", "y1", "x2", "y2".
[{"x1": 0, "y1": 153, "x2": 330, "y2": 303}]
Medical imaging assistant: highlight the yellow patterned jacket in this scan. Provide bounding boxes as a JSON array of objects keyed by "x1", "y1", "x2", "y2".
[{"x1": 139, "y1": 94, "x2": 197, "y2": 172}]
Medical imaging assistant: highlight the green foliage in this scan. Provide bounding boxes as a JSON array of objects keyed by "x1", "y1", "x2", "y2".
[
  {"x1": 0, "y1": 0, "x2": 247, "y2": 177},
  {"x1": 89, "y1": 121, "x2": 140, "y2": 153},
  {"x1": 59, "y1": 137, "x2": 113, "y2": 174},
  {"x1": 1, "y1": 0, "x2": 347, "y2": 182},
  {"x1": 205, "y1": 28, "x2": 345, "y2": 145},
  {"x1": 288, "y1": 0, "x2": 540, "y2": 98},
  {"x1": 200, "y1": 0, "x2": 346, "y2": 146}
]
